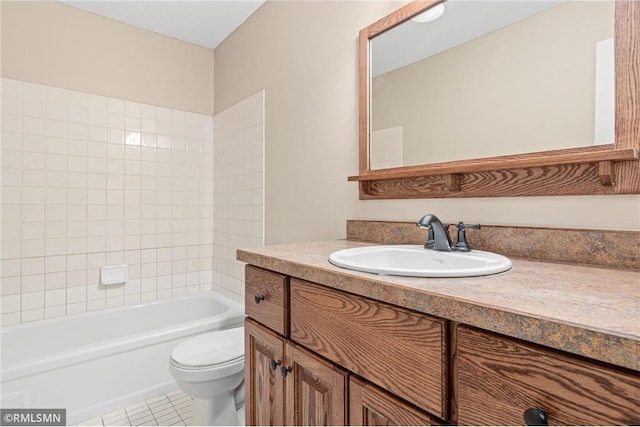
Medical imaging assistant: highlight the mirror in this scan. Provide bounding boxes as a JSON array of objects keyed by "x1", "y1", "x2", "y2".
[
  {"x1": 369, "y1": 0, "x2": 615, "y2": 170},
  {"x1": 353, "y1": 0, "x2": 639, "y2": 199}
]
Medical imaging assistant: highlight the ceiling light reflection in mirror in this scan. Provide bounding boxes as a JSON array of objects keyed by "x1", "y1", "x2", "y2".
[{"x1": 369, "y1": 0, "x2": 614, "y2": 170}]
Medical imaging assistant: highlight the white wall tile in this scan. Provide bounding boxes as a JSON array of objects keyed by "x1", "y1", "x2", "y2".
[
  {"x1": 67, "y1": 270, "x2": 86, "y2": 288},
  {"x1": 66, "y1": 302, "x2": 87, "y2": 315},
  {"x1": 0, "y1": 170, "x2": 21, "y2": 191},
  {"x1": 22, "y1": 291, "x2": 44, "y2": 310},
  {"x1": 21, "y1": 274, "x2": 44, "y2": 293},
  {"x1": 1, "y1": 294, "x2": 21, "y2": 314},
  {"x1": 1, "y1": 224, "x2": 20, "y2": 248},
  {"x1": 23, "y1": 97, "x2": 46, "y2": 118},
  {"x1": 45, "y1": 305, "x2": 66, "y2": 319},
  {"x1": 45, "y1": 288, "x2": 66, "y2": 306},
  {"x1": 1, "y1": 312, "x2": 21, "y2": 326},
  {"x1": 1, "y1": 259, "x2": 19, "y2": 279},
  {"x1": 106, "y1": 295, "x2": 124, "y2": 308},
  {"x1": 68, "y1": 107, "x2": 88, "y2": 125},
  {"x1": 21, "y1": 83, "x2": 44, "y2": 102},
  {"x1": 23, "y1": 117, "x2": 46, "y2": 136},
  {"x1": 212, "y1": 91, "x2": 265, "y2": 303},
  {"x1": 45, "y1": 255, "x2": 67, "y2": 273},
  {"x1": 45, "y1": 272, "x2": 66, "y2": 290},
  {"x1": 2, "y1": 78, "x2": 215, "y2": 324},
  {"x1": 88, "y1": 95, "x2": 108, "y2": 112},
  {"x1": 21, "y1": 308, "x2": 44, "y2": 322},
  {"x1": 87, "y1": 299, "x2": 106, "y2": 311}
]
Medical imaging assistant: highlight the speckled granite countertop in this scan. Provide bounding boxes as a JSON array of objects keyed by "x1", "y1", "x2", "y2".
[{"x1": 237, "y1": 240, "x2": 640, "y2": 372}]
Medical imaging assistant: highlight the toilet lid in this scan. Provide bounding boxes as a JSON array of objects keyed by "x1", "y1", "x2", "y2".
[{"x1": 171, "y1": 327, "x2": 244, "y2": 368}]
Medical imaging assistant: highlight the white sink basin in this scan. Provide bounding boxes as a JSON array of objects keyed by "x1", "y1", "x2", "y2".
[{"x1": 329, "y1": 245, "x2": 512, "y2": 278}]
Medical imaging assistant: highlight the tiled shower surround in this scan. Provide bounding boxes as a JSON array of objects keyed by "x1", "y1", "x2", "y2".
[
  {"x1": 212, "y1": 91, "x2": 264, "y2": 302},
  {"x1": 1, "y1": 78, "x2": 264, "y2": 325}
]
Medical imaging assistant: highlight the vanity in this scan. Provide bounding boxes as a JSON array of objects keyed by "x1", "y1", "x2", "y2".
[{"x1": 238, "y1": 231, "x2": 639, "y2": 425}]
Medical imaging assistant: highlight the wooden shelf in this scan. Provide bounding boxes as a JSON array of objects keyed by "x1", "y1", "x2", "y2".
[{"x1": 350, "y1": 147, "x2": 639, "y2": 199}]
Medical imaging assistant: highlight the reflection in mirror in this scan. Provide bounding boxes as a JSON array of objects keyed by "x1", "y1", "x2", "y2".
[{"x1": 369, "y1": 0, "x2": 615, "y2": 170}]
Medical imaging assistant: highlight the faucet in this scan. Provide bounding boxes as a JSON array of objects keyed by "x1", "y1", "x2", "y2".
[
  {"x1": 416, "y1": 214, "x2": 453, "y2": 251},
  {"x1": 416, "y1": 214, "x2": 481, "y2": 252}
]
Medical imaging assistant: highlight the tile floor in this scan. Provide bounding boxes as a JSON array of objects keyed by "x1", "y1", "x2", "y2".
[{"x1": 77, "y1": 389, "x2": 193, "y2": 426}]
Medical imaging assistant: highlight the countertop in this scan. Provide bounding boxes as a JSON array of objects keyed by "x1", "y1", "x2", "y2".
[{"x1": 237, "y1": 239, "x2": 640, "y2": 372}]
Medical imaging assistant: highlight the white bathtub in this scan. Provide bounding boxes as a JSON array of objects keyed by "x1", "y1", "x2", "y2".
[{"x1": 0, "y1": 291, "x2": 244, "y2": 425}]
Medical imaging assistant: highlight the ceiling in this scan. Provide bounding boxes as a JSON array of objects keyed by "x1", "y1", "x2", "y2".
[{"x1": 59, "y1": 0, "x2": 266, "y2": 50}]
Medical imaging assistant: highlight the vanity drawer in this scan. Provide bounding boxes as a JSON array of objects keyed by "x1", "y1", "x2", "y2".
[
  {"x1": 245, "y1": 265, "x2": 289, "y2": 336},
  {"x1": 456, "y1": 325, "x2": 640, "y2": 425},
  {"x1": 290, "y1": 279, "x2": 448, "y2": 420}
]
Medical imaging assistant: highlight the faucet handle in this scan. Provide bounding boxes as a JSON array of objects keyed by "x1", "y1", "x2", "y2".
[
  {"x1": 457, "y1": 222, "x2": 481, "y2": 231},
  {"x1": 453, "y1": 222, "x2": 481, "y2": 252}
]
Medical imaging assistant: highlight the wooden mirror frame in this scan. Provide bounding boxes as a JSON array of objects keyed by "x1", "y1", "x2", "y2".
[{"x1": 351, "y1": 0, "x2": 639, "y2": 199}]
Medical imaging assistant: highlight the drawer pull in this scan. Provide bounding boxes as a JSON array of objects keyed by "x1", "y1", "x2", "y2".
[
  {"x1": 254, "y1": 294, "x2": 265, "y2": 304},
  {"x1": 523, "y1": 408, "x2": 548, "y2": 426},
  {"x1": 280, "y1": 366, "x2": 292, "y2": 377},
  {"x1": 269, "y1": 359, "x2": 282, "y2": 371}
]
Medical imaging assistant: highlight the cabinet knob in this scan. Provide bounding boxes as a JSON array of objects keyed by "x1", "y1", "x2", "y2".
[
  {"x1": 280, "y1": 366, "x2": 292, "y2": 377},
  {"x1": 269, "y1": 359, "x2": 282, "y2": 371},
  {"x1": 523, "y1": 408, "x2": 549, "y2": 426},
  {"x1": 254, "y1": 294, "x2": 265, "y2": 304}
]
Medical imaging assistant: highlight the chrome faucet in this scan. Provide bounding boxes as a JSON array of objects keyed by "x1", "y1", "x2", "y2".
[{"x1": 416, "y1": 214, "x2": 481, "y2": 252}]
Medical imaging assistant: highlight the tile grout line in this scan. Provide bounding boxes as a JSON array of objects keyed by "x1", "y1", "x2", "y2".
[
  {"x1": 168, "y1": 394, "x2": 190, "y2": 425},
  {"x1": 124, "y1": 400, "x2": 152, "y2": 426}
]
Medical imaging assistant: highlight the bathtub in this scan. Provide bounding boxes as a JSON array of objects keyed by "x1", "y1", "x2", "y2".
[{"x1": 0, "y1": 291, "x2": 244, "y2": 425}]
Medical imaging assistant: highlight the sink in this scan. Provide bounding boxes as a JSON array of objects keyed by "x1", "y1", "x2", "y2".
[{"x1": 328, "y1": 245, "x2": 512, "y2": 278}]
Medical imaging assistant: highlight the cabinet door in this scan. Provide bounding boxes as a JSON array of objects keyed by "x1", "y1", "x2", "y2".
[
  {"x1": 283, "y1": 343, "x2": 348, "y2": 426},
  {"x1": 245, "y1": 319, "x2": 285, "y2": 426},
  {"x1": 349, "y1": 377, "x2": 442, "y2": 426}
]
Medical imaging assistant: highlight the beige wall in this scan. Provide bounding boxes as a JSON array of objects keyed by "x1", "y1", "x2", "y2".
[
  {"x1": 372, "y1": 1, "x2": 614, "y2": 165},
  {"x1": 215, "y1": 0, "x2": 639, "y2": 238},
  {"x1": 1, "y1": 1, "x2": 214, "y2": 115}
]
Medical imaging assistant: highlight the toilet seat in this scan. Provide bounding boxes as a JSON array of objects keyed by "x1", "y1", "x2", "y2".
[
  {"x1": 169, "y1": 327, "x2": 244, "y2": 381},
  {"x1": 172, "y1": 354, "x2": 244, "y2": 370},
  {"x1": 171, "y1": 327, "x2": 244, "y2": 368}
]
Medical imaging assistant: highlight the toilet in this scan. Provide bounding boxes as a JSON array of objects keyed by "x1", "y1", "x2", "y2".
[{"x1": 168, "y1": 327, "x2": 245, "y2": 426}]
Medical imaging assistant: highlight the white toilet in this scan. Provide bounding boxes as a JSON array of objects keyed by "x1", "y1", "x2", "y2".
[{"x1": 169, "y1": 327, "x2": 245, "y2": 426}]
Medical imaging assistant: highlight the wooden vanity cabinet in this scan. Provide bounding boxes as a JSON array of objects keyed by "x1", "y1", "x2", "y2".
[{"x1": 244, "y1": 265, "x2": 640, "y2": 426}]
